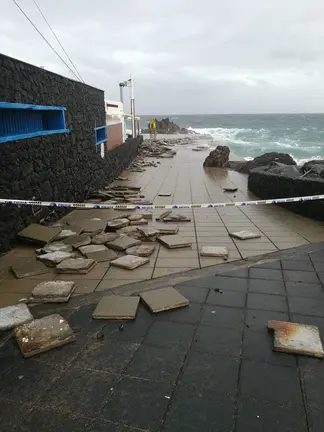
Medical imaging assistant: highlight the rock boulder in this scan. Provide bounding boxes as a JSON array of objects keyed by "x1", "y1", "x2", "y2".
[
  {"x1": 231, "y1": 152, "x2": 296, "y2": 174},
  {"x1": 203, "y1": 146, "x2": 230, "y2": 168}
]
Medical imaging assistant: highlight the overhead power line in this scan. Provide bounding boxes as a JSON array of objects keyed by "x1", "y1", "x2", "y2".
[
  {"x1": 32, "y1": 0, "x2": 84, "y2": 83},
  {"x1": 12, "y1": 0, "x2": 82, "y2": 82}
]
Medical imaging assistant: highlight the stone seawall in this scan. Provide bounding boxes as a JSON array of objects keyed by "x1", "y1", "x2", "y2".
[{"x1": 0, "y1": 54, "x2": 141, "y2": 252}]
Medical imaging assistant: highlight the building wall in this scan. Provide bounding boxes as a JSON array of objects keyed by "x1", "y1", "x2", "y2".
[
  {"x1": 0, "y1": 54, "x2": 140, "y2": 252},
  {"x1": 107, "y1": 123, "x2": 124, "y2": 151}
]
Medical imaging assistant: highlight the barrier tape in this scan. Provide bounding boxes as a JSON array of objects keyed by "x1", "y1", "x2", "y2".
[{"x1": 0, "y1": 194, "x2": 324, "y2": 210}]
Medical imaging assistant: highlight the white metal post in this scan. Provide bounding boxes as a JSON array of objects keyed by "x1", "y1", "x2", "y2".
[{"x1": 130, "y1": 74, "x2": 136, "y2": 138}]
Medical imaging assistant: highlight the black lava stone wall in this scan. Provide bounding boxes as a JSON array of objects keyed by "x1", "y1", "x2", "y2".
[
  {"x1": 0, "y1": 54, "x2": 140, "y2": 252},
  {"x1": 248, "y1": 169, "x2": 324, "y2": 220}
]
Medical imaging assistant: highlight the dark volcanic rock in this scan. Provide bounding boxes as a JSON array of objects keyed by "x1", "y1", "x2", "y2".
[
  {"x1": 301, "y1": 160, "x2": 324, "y2": 178},
  {"x1": 143, "y1": 118, "x2": 189, "y2": 135},
  {"x1": 203, "y1": 146, "x2": 230, "y2": 168},
  {"x1": 229, "y1": 152, "x2": 296, "y2": 174}
]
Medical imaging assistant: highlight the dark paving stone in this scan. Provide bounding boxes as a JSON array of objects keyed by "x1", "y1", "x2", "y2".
[
  {"x1": 243, "y1": 329, "x2": 296, "y2": 366},
  {"x1": 249, "y1": 279, "x2": 285, "y2": 295},
  {"x1": 41, "y1": 366, "x2": 116, "y2": 416},
  {"x1": 245, "y1": 310, "x2": 289, "y2": 332},
  {"x1": 177, "y1": 275, "x2": 220, "y2": 289},
  {"x1": 211, "y1": 276, "x2": 249, "y2": 292},
  {"x1": 74, "y1": 339, "x2": 139, "y2": 374},
  {"x1": 289, "y1": 297, "x2": 324, "y2": 317},
  {"x1": 206, "y1": 289, "x2": 246, "y2": 308},
  {"x1": 313, "y1": 262, "x2": 324, "y2": 273},
  {"x1": 89, "y1": 420, "x2": 139, "y2": 431},
  {"x1": 68, "y1": 304, "x2": 105, "y2": 334},
  {"x1": 0, "y1": 398, "x2": 28, "y2": 432},
  {"x1": 283, "y1": 270, "x2": 319, "y2": 284},
  {"x1": 100, "y1": 376, "x2": 171, "y2": 430},
  {"x1": 310, "y1": 250, "x2": 324, "y2": 263},
  {"x1": 102, "y1": 317, "x2": 152, "y2": 343},
  {"x1": 144, "y1": 321, "x2": 195, "y2": 352},
  {"x1": 180, "y1": 351, "x2": 239, "y2": 394},
  {"x1": 250, "y1": 268, "x2": 283, "y2": 281},
  {"x1": 220, "y1": 267, "x2": 249, "y2": 278},
  {"x1": 201, "y1": 305, "x2": 243, "y2": 329},
  {"x1": 126, "y1": 345, "x2": 185, "y2": 383},
  {"x1": 0, "y1": 359, "x2": 62, "y2": 407},
  {"x1": 154, "y1": 302, "x2": 202, "y2": 324},
  {"x1": 193, "y1": 325, "x2": 242, "y2": 356},
  {"x1": 286, "y1": 282, "x2": 324, "y2": 299},
  {"x1": 247, "y1": 293, "x2": 288, "y2": 312},
  {"x1": 281, "y1": 258, "x2": 314, "y2": 272},
  {"x1": 0, "y1": 338, "x2": 22, "y2": 378},
  {"x1": 15, "y1": 407, "x2": 88, "y2": 432},
  {"x1": 164, "y1": 386, "x2": 235, "y2": 432},
  {"x1": 252, "y1": 261, "x2": 281, "y2": 270},
  {"x1": 317, "y1": 272, "x2": 324, "y2": 286},
  {"x1": 302, "y1": 369, "x2": 324, "y2": 410},
  {"x1": 236, "y1": 397, "x2": 308, "y2": 432},
  {"x1": 176, "y1": 285, "x2": 209, "y2": 304},
  {"x1": 240, "y1": 360, "x2": 303, "y2": 406},
  {"x1": 308, "y1": 409, "x2": 324, "y2": 432}
]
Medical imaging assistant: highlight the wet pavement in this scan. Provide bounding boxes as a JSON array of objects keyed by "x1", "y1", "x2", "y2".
[{"x1": 1, "y1": 246, "x2": 324, "y2": 431}]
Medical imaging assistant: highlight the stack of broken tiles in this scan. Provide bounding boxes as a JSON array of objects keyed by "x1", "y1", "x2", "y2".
[
  {"x1": 111, "y1": 255, "x2": 149, "y2": 270},
  {"x1": 79, "y1": 244, "x2": 117, "y2": 262},
  {"x1": 158, "y1": 235, "x2": 192, "y2": 249},
  {"x1": 29, "y1": 281, "x2": 76, "y2": 303},
  {"x1": 136, "y1": 227, "x2": 159, "y2": 242}
]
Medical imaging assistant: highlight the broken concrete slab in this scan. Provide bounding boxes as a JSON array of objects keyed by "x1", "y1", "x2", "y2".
[
  {"x1": 93, "y1": 295, "x2": 140, "y2": 320},
  {"x1": 229, "y1": 231, "x2": 261, "y2": 240},
  {"x1": 79, "y1": 245, "x2": 117, "y2": 262},
  {"x1": 62, "y1": 234, "x2": 91, "y2": 248},
  {"x1": 107, "y1": 218, "x2": 130, "y2": 230},
  {"x1": 18, "y1": 224, "x2": 62, "y2": 245},
  {"x1": 37, "y1": 251, "x2": 76, "y2": 267},
  {"x1": 158, "y1": 235, "x2": 192, "y2": 249},
  {"x1": 55, "y1": 230, "x2": 78, "y2": 241},
  {"x1": 126, "y1": 244, "x2": 156, "y2": 257},
  {"x1": 0, "y1": 303, "x2": 33, "y2": 331},
  {"x1": 11, "y1": 259, "x2": 49, "y2": 279},
  {"x1": 79, "y1": 219, "x2": 107, "y2": 235},
  {"x1": 268, "y1": 320, "x2": 324, "y2": 358},
  {"x1": 223, "y1": 187, "x2": 238, "y2": 192},
  {"x1": 128, "y1": 214, "x2": 144, "y2": 222},
  {"x1": 140, "y1": 287, "x2": 189, "y2": 313},
  {"x1": 29, "y1": 281, "x2": 76, "y2": 303},
  {"x1": 107, "y1": 236, "x2": 141, "y2": 252},
  {"x1": 163, "y1": 215, "x2": 191, "y2": 222},
  {"x1": 130, "y1": 219, "x2": 148, "y2": 226},
  {"x1": 14, "y1": 314, "x2": 75, "y2": 358},
  {"x1": 158, "y1": 192, "x2": 172, "y2": 197},
  {"x1": 156, "y1": 210, "x2": 172, "y2": 221},
  {"x1": 110, "y1": 255, "x2": 150, "y2": 270},
  {"x1": 136, "y1": 227, "x2": 160, "y2": 238},
  {"x1": 200, "y1": 246, "x2": 229, "y2": 257},
  {"x1": 157, "y1": 224, "x2": 179, "y2": 235},
  {"x1": 91, "y1": 232, "x2": 120, "y2": 245},
  {"x1": 41, "y1": 242, "x2": 73, "y2": 254},
  {"x1": 56, "y1": 258, "x2": 96, "y2": 274},
  {"x1": 141, "y1": 212, "x2": 153, "y2": 220}
]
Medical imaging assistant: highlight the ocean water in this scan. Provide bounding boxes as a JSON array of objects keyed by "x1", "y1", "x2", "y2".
[{"x1": 140, "y1": 114, "x2": 324, "y2": 164}]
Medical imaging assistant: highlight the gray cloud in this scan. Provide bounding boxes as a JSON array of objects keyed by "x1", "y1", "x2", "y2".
[{"x1": 1, "y1": 0, "x2": 324, "y2": 113}]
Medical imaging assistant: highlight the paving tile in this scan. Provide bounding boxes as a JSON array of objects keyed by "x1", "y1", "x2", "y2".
[
  {"x1": 88, "y1": 420, "x2": 138, "y2": 431},
  {"x1": 310, "y1": 251, "x2": 324, "y2": 262},
  {"x1": 206, "y1": 289, "x2": 246, "y2": 308},
  {"x1": 302, "y1": 369, "x2": 324, "y2": 410},
  {"x1": 0, "y1": 359, "x2": 62, "y2": 407},
  {"x1": 249, "y1": 268, "x2": 283, "y2": 281},
  {"x1": 289, "y1": 297, "x2": 324, "y2": 317},
  {"x1": 18, "y1": 224, "x2": 62, "y2": 244},
  {"x1": 201, "y1": 305, "x2": 243, "y2": 329},
  {"x1": 163, "y1": 386, "x2": 235, "y2": 432},
  {"x1": 0, "y1": 399, "x2": 28, "y2": 432},
  {"x1": 0, "y1": 339, "x2": 22, "y2": 378},
  {"x1": 96, "y1": 279, "x2": 142, "y2": 291},
  {"x1": 313, "y1": 261, "x2": 324, "y2": 273},
  {"x1": 243, "y1": 328, "x2": 296, "y2": 366},
  {"x1": 73, "y1": 280, "x2": 100, "y2": 295},
  {"x1": 249, "y1": 279, "x2": 285, "y2": 295},
  {"x1": 283, "y1": 270, "x2": 319, "y2": 284},
  {"x1": 286, "y1": 282, "x2": 324, "y2": 299},
  {"x1": 176, "y1": 285, "x2": 209, "y2": 304},
  {"x1": 14, "y1": 407, "x2": 88, "y2": 432},
  {"x1": 155, "y1": 258, "x2": 199, "y2": 268},
  {"x1": 221, "y1": 268, "x2": 249, "y2": 278},
  {"x1": 41, "y1": 366, "x2": 116, "y2": 416},
  {"x1": 193, "y1": 325, "x2": 242, "y2": 356},
  {"x1": 93, "y1": 295, "x2": 139, "y2": 320},
  {"x1": 144, "y1": 321, "x2": 195, "y2": 351},
  {"x1": 236, "y1": 397, "x2": 308, "y2": 432},
  {"x1": 247, "y1": 293, "x2": 288, "y2": 312},
  {"x1": 252, "y1": 260, "x2": 281, "y2": 270},
  {"x1": 153, "y1": 302, "x2": 201, "y2": 324},
  {"x1": 245, "y1": 310, "x2": 289, "y2": 332},
  {"x1": 126, "y1": 345, "x2": 185, "y2": 383},
  {"x1": 281, "y1": 259, "x2": 314, "y2": 272},
  {"x1": 103, "y1": 267, "x2": 153, "y2": 280},
  {"x1": 180, "y1": 351, "x2": 239, "y2": 394},
  {"x1": 100, "y1": 376, "x2": 171, "y2": 430},
  {"x1": 308, "y1": 409, "x2": 324, "y2": 432},
  {"x1": 153, "y1": 267, "x2": 194, "y2": 278},
  {"x1": 240, "y1": 360, "x2": 303, "y2": 406},
  {"x1": 74, "y1": 338, "x2": 139, "y2": 374}
]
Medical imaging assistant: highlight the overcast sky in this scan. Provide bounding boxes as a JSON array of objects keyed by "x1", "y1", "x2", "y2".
[{"x1": 1, "y1": 0, "x2": 324, "y2": 114}]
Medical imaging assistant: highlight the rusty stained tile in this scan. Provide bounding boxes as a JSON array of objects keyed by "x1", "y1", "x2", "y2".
[
  {"x1": 14, "y1": 314, "x2": 75, "y2": 358},
  {"x1": 268, "y1": 320, "x2": 324, "y2": 358}
]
